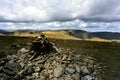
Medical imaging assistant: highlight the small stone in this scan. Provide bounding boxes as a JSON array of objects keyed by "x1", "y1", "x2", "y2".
[
  {"x1": 52, "y1": 77, "x2": 58, "y2": 80},
  {"x1": 65, "y1": 67, "x2": 76, "y2": 74},
  {"x1": 81, "y1": 66, "x2": 90, "y2": 75},
  {"x1": 18, "y1": 48, "x2": 29, "y2": 53},
  {"x1": 22, "y1": 66, "x2": 34, "y2": 75},
  {"x1": 94, "y1": 76, "x2": 101, "y2": 80},
  {"x1": 36, "y1": 60, "x2": 46, "y2": 64},
  {"x1": 71, "y1": 74, "x2": 80, "y2": 80},
  {"x1": 81, "y1": 75, "x2": 93, "y2": 80},
  {"x1": 20, "y1": 62, "x2": 25, "y2": 68},
  {"x1": 53, "y1": 65, "x2": 64, "y2": 77},
  {"x1": 35, "y1": 66, "x2": 41, "y2": 72},
  {"x1": 0, "y1": 73, "x2": 11, "y2": 80},
  {"x1": 14, "y1": 74, "x2": 23, "y2": 80},
  {"x1": 3, "y1": 69, "x2": 15, "y2": 76},
  {"x1": 4, "y1": 61, "x2": 21, "y2": 73},
  {"x1": 32, "y1": 72, "x2": 39, "y2": 78},
  {"x1": 0, "y1": 66, "x2": 3, "y2": 72},
  {"x1": 76, "y1": 66, "x2": 81, "y2": 73},
  {"x1": 62, "y1": 55, "x2": 67, "y2": 60},
  {"x1": 0, "y1": 60, "x2": 6, "y2": 66},
  {"x1": 41, "y1": 70, "x2": 49, "y2": 78}
]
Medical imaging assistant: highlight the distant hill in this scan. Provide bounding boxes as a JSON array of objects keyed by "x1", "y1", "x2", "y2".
[
  {"x1": 64, "y1": 30, "x2": 90, "y2": 39},
  {"x1": 64, "y1": 30, "x2": 120, "y2": 40},
  {"x1": 0, "y1": 29, "x2": 120, "y2": 40},
  {"x1": 0, "y1": 30, "x2": 14, "y2": 35},
  {"x1": 90, "y1": 32, "x2": 120, "y2": 40}
]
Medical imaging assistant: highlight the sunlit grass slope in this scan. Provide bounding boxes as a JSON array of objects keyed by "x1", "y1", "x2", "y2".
[{"x1": 42, "y1": 30, "x2": 80, "y2": 40}]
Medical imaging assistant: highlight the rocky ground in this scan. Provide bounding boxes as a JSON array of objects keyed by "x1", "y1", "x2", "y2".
[{"x1": 0, "y1": 47, "x2": 103, "y2": 80}]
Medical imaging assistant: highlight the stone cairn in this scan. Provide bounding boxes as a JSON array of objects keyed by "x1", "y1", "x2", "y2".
[{"x1": 0, "y1": 39, "x2": 103, "y2": 80}]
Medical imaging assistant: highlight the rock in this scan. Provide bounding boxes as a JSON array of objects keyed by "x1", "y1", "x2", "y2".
[
  {"x1": 65, "y1": 67, "x2": 76, "y2": 74},
  {"x1": 18, "y1": 48, "x2": 29, "y2": 53},
  {"x1": 53, "y1": 65, "x2": 64, "y2": 77},
  {"x1": 71, "y1": 74, "x2": 80, "y2": 80},
  {"x1": 52, "y1": 45, "x2": 61, "y2": 53},
  {"x1": 22, "y1": 66, "x2": 34, "y2": 75},
  {"x1": 81, "y1": 75, "x2": 93, "y2": 80},
  {"x1": 0, "y1": 73, "x2": 11, "y2": 80},
  {"x1": 36, "y1": 59, "x2": 46, "y2": 64},
  {"x1": 76, "y1": 66, "x2": 81, "y2": 73},
  {"x1": 0, "y1": 66, "x2": 3, "y2": 72},
  {"x1": 63, "y1": 75, "x2": 72, "y2": 80},
  {"x1": 0, "y1": 44, "x2": 102, "y2": 80},
  {"x1": 20, "y1": 62, "x2": 25, "y2": 68},
  {"x1": 0, "y1": 60, "x2": 6, "y2": 66},
  {"x1": 4, "y1": 60, "x2": 21, "y2": 73},
  {"x1": 94, "y1": 76, "x2": 101, "y2": 80},
  {"x1": 35, "y1": 66, "x2": 41, "y2": 72},
  {"x1": 62, "y1": 55, "x2": 67, "y2": 60},
  {"x1": 14, "y1": 74, "x2": 23, "y2": 80},
  {"x1": 81, "y1": 66, "x2": 90, "y2": 75},
  {"x1": 32, "y1": 72, "x2": 39, "y2": 78},
  {"x1": 3, "y1": 69, "x2": 15, "y2": 76},
  {"x1": 41, "y1": 70, "x2": 49, "y2": 78}
]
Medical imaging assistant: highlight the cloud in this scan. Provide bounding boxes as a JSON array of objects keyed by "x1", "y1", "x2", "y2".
[
  {"x1": 0, "y1": 0, "x2": 120, "y2": 32},
  {"x1": 0, "y1": 19, "x2": 120, "y2": 32},
  {"x1": 0, "y1": 0, "x2": 120, "y2": 22}
]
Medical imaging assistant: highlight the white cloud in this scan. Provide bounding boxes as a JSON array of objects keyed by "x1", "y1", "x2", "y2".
[{"x1": 0, "y1": 19, "x2": 120, "y2": 32}]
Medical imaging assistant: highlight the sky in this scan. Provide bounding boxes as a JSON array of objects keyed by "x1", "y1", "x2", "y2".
[{"x1": 0, "y1": 0, "x2": 120, "y2": 32}]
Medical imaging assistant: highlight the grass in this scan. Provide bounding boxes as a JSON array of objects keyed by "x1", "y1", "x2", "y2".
[
  {"x1": 0, "y1": 35, "x2": 120, "y2": 80},
  {"x1": 42, "y1": 30, "x2": 80, "y2": 40}
]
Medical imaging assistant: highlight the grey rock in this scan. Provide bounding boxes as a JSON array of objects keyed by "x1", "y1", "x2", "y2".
[
  {"x1": 0, "y1": 66, "x2": 3, "y2": 72},
  {"x1": 76, "y1": 66, "x2": 81, "y2": 73},
  {"x1": 18, "y1": 48, "x2": 29, "y2": 53},
  {"x1": 35, "y1": 66, "x2": 41, "y2": 72},
  {"x1": 41, "y1": 70, "x2": 49, "y2": 78},
  {"x1": 81, "y1": 66, "x2": 90, "y2": 75},
  {"x1": 81, "y1": 75, "x2": 93, "y2": 80},
  {"x1": 14, "y1": 74, "x2": 23, "y2": 80},
  {"x1": 22, "y1": 66, "x2": 34, "y2": 75},
  {"x1": 3, "y1": 69, "x2": 15, "y2": 76},
  {"x1": 0, "y1": 73, "x2": 11, "y2": 80},
  {"x1": 53, "y1": 65, "x2": 64, "y2": 77},
  {"x1": 0, "y1": 60, "x2": 6, "y2": 66},
  {"x1": 36, "y1": 60, "x2": 46, "y2": 64},
  {"x1": 5, "y1": 60, "x2": 21, "y2": 73},
  {"x1": 62, "y1": 55, "x2": 67, "y2": 60},
  {"x1": 72, "y1": 74, "x2": 80, "y2": 80},
  {"x1": 94, "y1": 76, "x2": 102, "y2": 80},
  {"x1": 52, "y1": 45, "x2": 61, "y2": 53},
  {"x1": 65, "y1": 67, "x2": 76, "y2": 74}
]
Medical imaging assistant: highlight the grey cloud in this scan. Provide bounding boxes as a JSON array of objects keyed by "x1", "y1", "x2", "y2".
[
  {"x1": 0, "y1": 0, "x2": 120, "y2": 22},
  {"x1": 0, "y1": 19, "x2": 120, "y2": 32}
]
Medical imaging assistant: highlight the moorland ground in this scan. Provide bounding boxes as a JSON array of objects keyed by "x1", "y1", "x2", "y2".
[{"x1": 0, "y1": 35, "x2": 120, "y2": 80}]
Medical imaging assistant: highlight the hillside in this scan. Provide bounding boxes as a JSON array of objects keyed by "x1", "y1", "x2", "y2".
[
  {"x1": 0, "y1": 30, "x2": 14, "y2": 35},
  {"x1": 90, "y1": 32, "x2": 120, "y2": 40},
  {"x1": 1, "y1": 29, "x2": 120, "y2": 41},
  {"x1": 64, "y1": 30, "x2": 120, "y2": 40}
]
